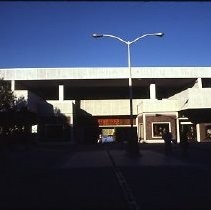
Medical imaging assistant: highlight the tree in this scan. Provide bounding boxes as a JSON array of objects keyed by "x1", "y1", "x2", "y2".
[
  {"x1": 0, "y1": 78, "x2": 37, "y2": 138},
  {"x1": 0, "y1": 78, "x2": 16, "y2": 111}
]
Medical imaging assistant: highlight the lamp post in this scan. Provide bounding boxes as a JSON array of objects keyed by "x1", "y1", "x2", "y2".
[{"x1": 92, "y1": 32, "x2": 164, "y2": 155}]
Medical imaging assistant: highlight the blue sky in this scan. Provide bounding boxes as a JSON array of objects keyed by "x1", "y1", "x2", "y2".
[{"x1": 0, "y1": 1, "x2": 211, "y2": 68}]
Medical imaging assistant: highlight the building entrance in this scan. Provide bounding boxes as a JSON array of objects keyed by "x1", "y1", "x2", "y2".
[{"x1": 98, "y1": 126, "x2": 137, "y2": 143}]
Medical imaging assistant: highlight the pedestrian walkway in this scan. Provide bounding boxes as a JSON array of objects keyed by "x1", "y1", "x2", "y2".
[
  {"x1": 111, "y1": 150, "x2": 192, "y2": 166},
  {"x1": 61, "y1": 150, "x2": 112, "y2": 168},
  {"x1": 61, "y1": 149, "x2": 191, "y2": 169},
  {"x1": 1, "y1": 143, "x2": 211, "y2": 209},
  {"x1": 59, "y1": 147, "x2": 207, "y2": 209}
]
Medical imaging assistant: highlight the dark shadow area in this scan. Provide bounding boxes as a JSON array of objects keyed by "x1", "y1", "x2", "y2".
[
  {"x1": 0, "y1": 98, "x2": 37, "y2": 148},
  {"x1": 73, "y1": 100, "x2": 100, "y2": 144},
  {"x1": 38, "y1": 107, "x2": 71, "y2": 142},
  {"x1": 1, "y1": 142, "x2": 211, "y2": 209},
  {"x1": 180, "y1": 109, "x2": 211, "y2": 124}
]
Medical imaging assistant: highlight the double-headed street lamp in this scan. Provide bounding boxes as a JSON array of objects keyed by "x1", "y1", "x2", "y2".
[{"x1": 93, "y1": 32, "x2": 164, "y2": 155}]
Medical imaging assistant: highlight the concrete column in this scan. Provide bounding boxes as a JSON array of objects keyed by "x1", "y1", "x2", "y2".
[
  {"x1": 197, "y1": 78, "x2": 202, "y2": 89},
  {"x1": 176, "y1": 112, "x2": 180, "y2": 143},
  {"x1": 143, "y1": 113, "x2": 147, "y2": 141},
  {"x1": 193, "y1": 78, "x2": 202, "y2": 88},
  {"x1": 11, "y1": 80, "x2": 15, "y2": 91},
  {"x1": 196, "y1": 124, "x2": 201, "y2": 142},
  {"x1": 150, "y1": 84, "x2": 156, "y2": 99},
  {"x1": 59, "y1": 85, "x2": 64, "y2": 101},
  {"x1": 136, "y1": 117, "x2": 139, "y2": 138}
]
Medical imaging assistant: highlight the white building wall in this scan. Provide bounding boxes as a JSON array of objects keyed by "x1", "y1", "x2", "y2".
[
  {"x1": 1, "y1": 67, "x2": 211, "y2": 80},
  {"x1": 80, "y1": 99, "x2": 142, "y2": 116},
  {"x1": 47, "y1": 100, "x2": 74, "y2": 116},
  {"x1": 14, "y1": 90, "x2": 28, "y2": 100},
  {"x1": 169, "y1": 88, "x2": 211, "y2": 110},
  {"x1": 137, "y1": 99, "x2": 179, "y2": 114}
]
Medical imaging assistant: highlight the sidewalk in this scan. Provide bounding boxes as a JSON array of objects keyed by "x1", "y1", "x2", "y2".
[
  {"x1": 60, "y1": 145, "x2": 211, "y2": 209},
  {"x1": 58, "y1": 147, "x2": 201, "y2": 209},
  {"x1": 0, "y1": 143, "x2": 211, "y2": 209},
  {"x1": 61, "y1": 148, "x2": 189, "y2": 169}
]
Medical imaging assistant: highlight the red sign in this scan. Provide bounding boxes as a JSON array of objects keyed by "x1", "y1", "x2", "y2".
[
  {"x1": 97, "y1": 118, "x2": 135, "y2": 126},
  {"x1": 98, "y1": 119, "x2": 120, "y2": 126}
]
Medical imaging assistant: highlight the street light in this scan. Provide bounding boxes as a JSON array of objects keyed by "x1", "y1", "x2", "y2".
[{"x1": 92, "y1": 32, "x2": 164, "y2": 155}]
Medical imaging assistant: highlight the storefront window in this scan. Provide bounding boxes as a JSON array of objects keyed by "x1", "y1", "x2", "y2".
[
  {"x1": 205, "y1": 125, "x2": 211, "y2": 140},
  {"x1": 152, "y1": 122, "x2": 170, "y2": 138}
]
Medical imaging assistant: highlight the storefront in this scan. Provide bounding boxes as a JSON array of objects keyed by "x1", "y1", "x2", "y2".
[
  {"x1": 96, "y1": 116, "x2": 136, "y2": 143},
  {"x1": 137, "y1": 113, "x2": 178, "y2": 143}
]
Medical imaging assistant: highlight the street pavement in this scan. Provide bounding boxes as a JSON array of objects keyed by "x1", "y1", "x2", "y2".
[{"x1": 0, "y1": 142, "x2": 211, "y2": 209}]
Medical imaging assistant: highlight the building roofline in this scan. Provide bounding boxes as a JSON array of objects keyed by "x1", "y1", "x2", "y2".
[{"x1": 0, "y1": 67, "x2": 211, "y2": 80}]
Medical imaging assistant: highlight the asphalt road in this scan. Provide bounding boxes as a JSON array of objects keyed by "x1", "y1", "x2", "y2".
[{"x1": 0, "y1": 142, "x2": 211, "y2": 209}]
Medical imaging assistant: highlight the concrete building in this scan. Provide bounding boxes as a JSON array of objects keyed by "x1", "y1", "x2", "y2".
[{"x1": 1, "y1": 67, "x2": 211, "y2": 143}]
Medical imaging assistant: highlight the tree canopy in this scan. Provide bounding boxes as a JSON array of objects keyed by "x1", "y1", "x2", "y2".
[
  {"x1": 0, "y1": 78, "x2": 37, "y2": 137},
  {"x1": 0, "y1": 78, "x2": 16, "y2": 111}
]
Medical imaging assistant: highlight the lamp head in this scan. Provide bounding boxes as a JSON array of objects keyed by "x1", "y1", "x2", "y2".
[
  {"x1": 155, "y1": 32, "x2": 164, "y2": 37},
  {"x1": 92, "y1": 33, "x2": 104, "y2": 38}
]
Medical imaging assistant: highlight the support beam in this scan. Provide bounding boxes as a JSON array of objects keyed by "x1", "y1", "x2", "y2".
[
  {"x1": 196, "y1": 124, "x2": 201, "y2": 142},
  {"x1": 197, "y1": 78, "x2": 202, "y2": 89},
  {"x1": 59, "y1": 85, "x2": 64, "y2": 101},
  {"x1": 193, "y1": 78, "x2": 202, "y2": 89},
  {"x1": 150, "y1": 84, "x2": 156, "y2": 99},
  {"x1": 11, "y1": 80, "x2": 15, "y2": 91},
  {"x1": 176, "y1": 112, "x2": 180, "y2": 143},
  {"x1": 143, "y1": 113, "x2": 147, "y2": 141}
]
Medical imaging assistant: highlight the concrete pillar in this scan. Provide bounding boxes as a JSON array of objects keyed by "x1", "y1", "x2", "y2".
[
  {"x1": 150, "y1": 84, "x2": 156, "y2": 99},
  {"x1": 59, "y1": 85, "x2": 64, "y2": 101},
  {"x1": 136, "y1": 117, "x2": 139, "y2": 138},
  {"x1": 176, "y1": 112, "x2": 180, "y2": 143},
  {"x1": 197, "y1": 78, "x2": 202, "y2": 89},
  {"x1": 193, "y1": 78, "x2": 202, "y2": 89},
  {"x1": 196, "y1": 124, "x2": 201, "y2": 142},
  {"x1": 11, "y1": 80, "x2": 15, "y2": 91},
  {"x1": 143, "y1": 113, "x2": 147, "y2": 141}
]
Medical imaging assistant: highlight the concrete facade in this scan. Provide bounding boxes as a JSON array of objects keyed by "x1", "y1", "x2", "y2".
[{"x1": 1, "y1": 67, "x2": 211, "y2": 143}]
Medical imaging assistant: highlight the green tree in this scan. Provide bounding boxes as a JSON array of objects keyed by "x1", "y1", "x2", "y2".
[
  {"x1": 0, "y1": 78, "x2": 16, "y2": 111},
  {"x1": 0, "y1": 78, "x2": 37, "y2": 138}
]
